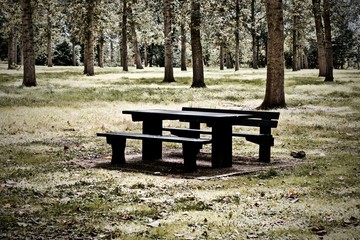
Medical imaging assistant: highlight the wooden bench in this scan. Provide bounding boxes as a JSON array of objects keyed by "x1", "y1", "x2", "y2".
[
  {"x1": 163, "y1": 107, "x2": 280, "y2": 163},
  {"x1": 97, "y1": 132, "x2": 211, "y2": 172}
]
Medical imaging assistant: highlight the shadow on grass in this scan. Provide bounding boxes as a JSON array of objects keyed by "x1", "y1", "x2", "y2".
[{"x1": 71, "y1": 148, "x2": 304, "y2": 180}]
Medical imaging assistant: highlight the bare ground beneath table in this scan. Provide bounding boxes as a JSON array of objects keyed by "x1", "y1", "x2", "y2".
[{"x1": 70, "y1": 148, "x2": 304, "y2": 180}]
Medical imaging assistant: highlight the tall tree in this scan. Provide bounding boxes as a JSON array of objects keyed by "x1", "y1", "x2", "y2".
[
  {"x1": 129, "y1": 2, "x2": 143, "y2": 69},
  {"x1": 323, "y1": 0, "x2": 334, "y2": 81},
  {"x1": 163, "y1": 0, "x2": 175, "y2": 82},
  {"x1": 234, "y1": 0, "x2": 241, "y2": 71},
  {"x1": 312, "y1": 0, "x2": 326, "y2": 76},
  {"x1": 21, "y1": 0, "x2": 36, "y2": 87},
  {"x1": 122, "y1": 0, "x2": 128, "y2": 71},
  {"x1": 251, "y1": 0, "x2": 258, "y2": 69},
  {"x1": 84, "y1": 0, "x2": 95, "y2": 76},
  {"x1": 259, "y1": 0, "x2": 285, "y2": 109},
  {"x1": 190, "y1": 0, "x2": 206, "y2": 88}
]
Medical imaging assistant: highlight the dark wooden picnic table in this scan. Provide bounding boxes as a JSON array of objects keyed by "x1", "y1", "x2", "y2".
[{"x1": 122, "y1": 109, "x2": 251, "y2": 168}]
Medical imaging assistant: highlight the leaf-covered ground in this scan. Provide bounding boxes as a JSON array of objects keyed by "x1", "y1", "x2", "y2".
[{"x1": 0, "y1": 65, "x2": 359, "y2": 239}]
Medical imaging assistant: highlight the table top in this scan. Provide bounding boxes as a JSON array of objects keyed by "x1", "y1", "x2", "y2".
[{"x1": 123, "y1": 109, "x2": 251, "y2": 122}]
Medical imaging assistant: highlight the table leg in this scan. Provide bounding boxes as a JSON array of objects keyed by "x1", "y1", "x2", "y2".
[
  {"x1": 211, "y1": 124, "x2": 232, "y2": 168},
  {"x1": 142, "y1": 119, "x2": 162, "y2": 160}
]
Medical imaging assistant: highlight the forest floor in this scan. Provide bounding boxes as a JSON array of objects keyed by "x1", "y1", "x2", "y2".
[{"x1": 0, "y1": 64, "x2": 359, "y2": 239}]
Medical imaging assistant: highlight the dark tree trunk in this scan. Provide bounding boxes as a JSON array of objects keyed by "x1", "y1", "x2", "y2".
[
  {"x1": 220, "y1": 45, "x2": 224, "y2": 70},
  {"x1": 180, "y1": 23, "x2": 187, "y2": 71},
  {"x1": 323, "y1": 0, "x2": 334, "y2": 81},
  {"x1": 85, "y1": 0, "x2": 95, "y2": 76},
  {"x1": 190, "y1": 0, "x2": 206, "y2": 88},
  {"x1": 259, "y1": 0, "x2": 285, "y2": 109},
  {"x1": 235, "y1": 0, "x2": 240, "y2": 71},
  {"x1": 163, "y1": 0, "x2": 175, "y2": 82},
  {"x1": 312, "y1": 0, "x2": 326, "y2": 76},
  {"x1": 251, "y1": 0, "x2": 258, "y2": 69},
  {"x1": 46, "y1": 5, "x2": 53, "y2": 67},
  {"x1": 122, "y1": 0, "x2": 128, "y2": 71},
  {"x1": 21, "y1": 0, "x2": 36, "y2": 87},
  {"x1": 226, "y1": 50, "x2": 233, "y2": 69}
]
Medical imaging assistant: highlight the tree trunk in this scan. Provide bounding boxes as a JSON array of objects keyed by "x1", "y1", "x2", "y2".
[
  {"x1": 98, "y1": 36, "x2": 105, "y2": 68},
  {"x1": 72, "y1": 40, "x2": 77, "y2": 66},
  {"x1": 323, "y1": 0, "x2": 333, "y2": 82},
  {"x1": 85, "y1": 0, "x2": 95, "y2": 76},
  {"x1": 122, "y1": 0, "x2": 128, "y2": 71},
  {"x1": 7, "y1": 32, "x2": 16, "y2": 69},
  {"x1": 144, "y1": 41, "x2": 148, "y2": 67},
  {"x1": 259, "y1": 0, "x2": 285, "y2": 109},
  {"x1": 220, "y1": 45, "x2": 224, "y2": 70},
  {"x1": 226, "y1": 50, "x2": 233, "y2": 69},
  {"x1": 292, "y1": 15, "x2": 300, "y2": 71},
  {"x1": 235, "y1": 0, "x2": 240, "y2": 71},
  {"x1": 21, "y1": 0, "x2": 36, "y2": 87},
  {"x1": 46, "y1": 6, "x2": 53, "y2": 67},
  {"x1": 251, "y1": 0, "x2": 258, "y2": 69},
  {"x1": 129, "y1": 7, "x2": 143, "y2": 69},
  {"x1": 312, "y1": 0, "x2": 326, "y2": 76},
  {"x1": 180, "y1": 23, "x2": 187, "y2": 71},
  {"x1": 190, "y1": 0, "x2": 206, "y2": 88},
  {"x1": 163, "y1": 0, "x2": 175, "y2": 82}
]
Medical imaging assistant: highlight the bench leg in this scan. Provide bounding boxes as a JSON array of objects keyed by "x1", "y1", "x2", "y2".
[
  {"x1": 109, "y1": 139, "x2": 126, "y2": 165},
  {"x1": 259, "y1": 144, "x2": 271, "y2": 163},
  {"x1": 182, "y1": 143, "x2": 199, "y2": 172}
]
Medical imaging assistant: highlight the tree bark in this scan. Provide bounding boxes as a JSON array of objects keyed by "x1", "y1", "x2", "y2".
[
  {"x1": 144, "y1": 41, "x2": 148, "y2": 67},
  {"x1": 235, "y1": 0, "x2": 240, "y2": 71},
  {"x1": 98, "y1": 35, "x2": 105, "y2": 68},
  {"x1": 220, "y1": 45, "x2": 224, "y2": 70},
  {"x1": 180, "y1": 23, "x2": 187, "y2": 71},
  {"x1": 323, "y1": 0, "x2": 334, "y2": 81},
  {"x1": 7, "y1": 31, "x2": 16, "y2": 69},
  {"x1": 85, "y1": 0, "x2": 95, "y2": 76},
  {"x1": 259, "y1": 0, "x2": 285, "y2": 109},
  {"x1": 163, "y1": 0, "x2": 175, "y2": 82},
  {"x1": 129, "y1": 7, "x2": 143, "y2": 69},
  {"x1": 46, "y1": 5, "x2": 53, "y2": 67},
  {"x1": 292, "y1": 15, "x2": 299, "y2": 71},
  {"x1": 122, "y1": 0, "x2": 128, "y2": 71},
  {"x1": 312, "y1": 0, "x2": 326, "y2": 76},
  {"x1": 190, "y1": 0, "x2": 206, "y2": 88},
  {"x1": 251, "y1": 0, "x2": 258, "y2": 69},
  {"x1": 21, "y1": 0, "x2": 36, "y2": 87}
]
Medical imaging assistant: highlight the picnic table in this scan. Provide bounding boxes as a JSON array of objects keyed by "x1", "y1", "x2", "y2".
[{"x1": 97, "y1": 108, "x2": 279, "y2": 172}]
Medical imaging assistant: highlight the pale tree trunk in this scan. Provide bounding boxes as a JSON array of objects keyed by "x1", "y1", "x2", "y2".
[
  {"x1": 85, "y1": 0, "x2": 95, "y2": 76},
  {"x1": 323, "y1": 0, "x2": 333, "y2": 81},
  {"x1": 21, "y1": 0, "x2": 36, "y2": 87},
  {"x1": 122, "y1": 0, "x2": 128, "y2": 71},
  {"x1": 7, "y1": 31, "x2": 16, "y2": 69},
  {"x1": 72, "y1": 40, "x2": 77, "y2": 66},
  {"x1": 292, "y1": 15, "x2": 300, "y2": 71},
  {"x1": 234, "y1": 0, "x2": 240, "y2": 71},
  {"x1": 163, "y1": 0, "x2": 175, "y2": 82},
  {"x1": 180, "y1": 23, "x2": 187, "y2": 71},
  {"x1": 259, "y1": 0, "x2": 285, "y2": 109},
  {"x1": 144, "y1": 41, "x2": 148, "y2": 67},
  {"x1": 251, "y1": 0, "x2": 258, "y2": 69},
  {"x1": 312, "y1": 0, "x2": 326, "y2": 76},
  {"x1": 129, "y1": 7, "x2": 143, "y2": 69},
  {"x1": 98, "y1": 36, "x2": 105, "y2": 68},
  {"x1": 190, "y1": 0, "x2": 206, "y2": 88}
]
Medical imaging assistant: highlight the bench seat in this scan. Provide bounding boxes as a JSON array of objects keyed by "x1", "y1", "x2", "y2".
[{"x1": 97, "y1": 132, "x2": 211, "y2": 172}]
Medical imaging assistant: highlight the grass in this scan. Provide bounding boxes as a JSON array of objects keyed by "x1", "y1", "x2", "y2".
[{"x1": 0, "y1": 64, "x2": 359, "y2": 239}]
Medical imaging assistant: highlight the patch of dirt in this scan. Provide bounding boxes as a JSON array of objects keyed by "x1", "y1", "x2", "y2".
[{"x1": 70, "y1": 148, "x2": 304, "y2": 180}]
